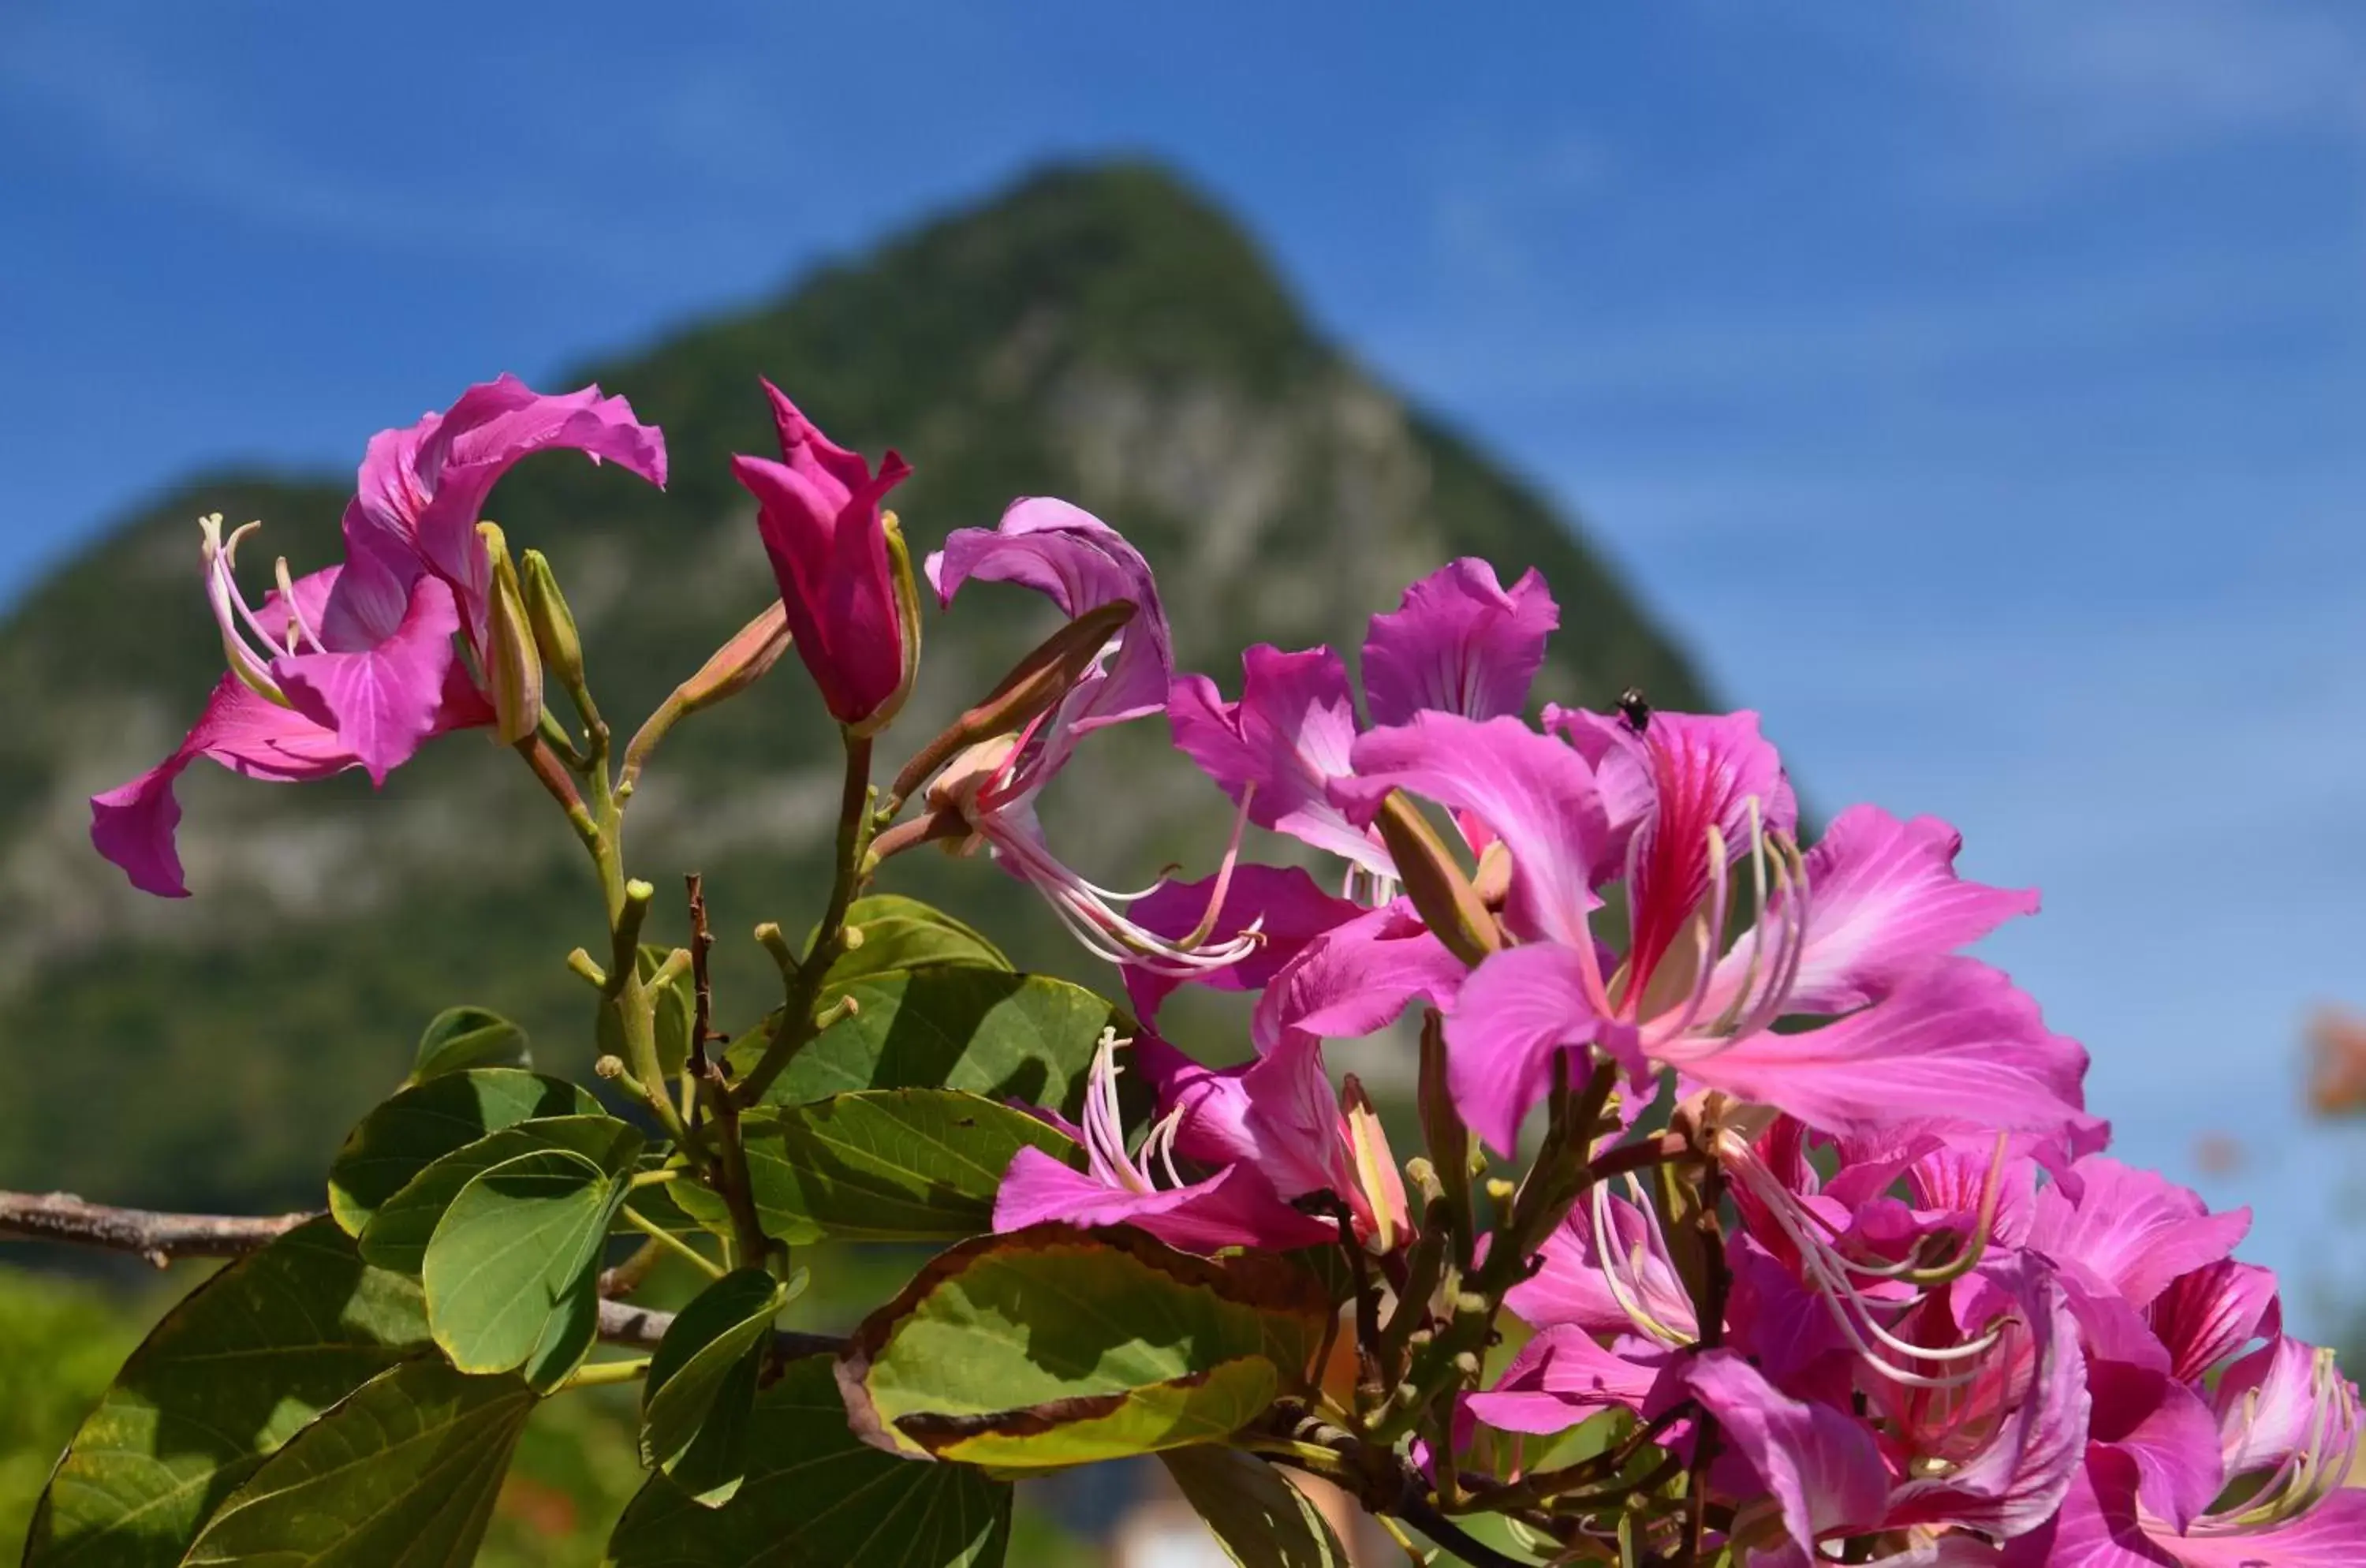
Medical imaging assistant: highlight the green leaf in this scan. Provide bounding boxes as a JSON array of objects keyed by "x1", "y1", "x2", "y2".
[
  {"x1": 826, "y1": 894, "x2": 1011, "y2": 984},
  {"x1": 360, "y1": 1113, "x2": 644, "y2": 1273},
  {"x1": 674, "y1": 1090, "x2": 1082, "y2": 1246},
  {"x1": 24, "y1": 1219, "x2": 428, "y2": 1568},
  {"x1": 327, "y1": 1069, "x2": 601, "y2": 1235},
  {"x1": 179, "y1": 1360, "x2": 536, "y2": 1567},
  {"x1": 733, "y1": 967, "x2": 1127, "y2": 1118},
  {"x1": 839, "y1": 1223, "x2": 1330, "y2": 1468},
  {"x1": 409, "y1": 1006, "x2": 532, "y2": 1082},
  {"x1": 421, "y1": 1148, "x2": 631, "y2": 1388},
  {"x1": 640, "y1": 1269, "x2": 783, "y2": 1506},
  {"x1": 1162, "y1": 1446, "x2": 1351, "y2": 1568},
  {"x1": 606, "y1": 1354, "x2": 1010, "y2": 1568}
]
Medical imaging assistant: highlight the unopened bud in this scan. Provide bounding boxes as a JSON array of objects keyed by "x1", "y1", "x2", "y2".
[
  {"x1": 1342, "y1": 1074, "x2": 1407, "y2": 1255},
  {"x1": 888, "y1": 600, "x2": 1136, "y2": 805},
  {"x1": 1374, "y1": 792, "x2": 1501, "y2": 967},
  {"x1": 677, "y1": 599, "x2": 793, "y2": 715},
  {"x1": 518, "y1": 549, "x2": 586, "y2": 702},
  {"x1": 593, "y1": 1054, "x2": 628, "y2": 1081},
  {"x1": 477, "y1": 523, "x2": 543, "y2": 744}
]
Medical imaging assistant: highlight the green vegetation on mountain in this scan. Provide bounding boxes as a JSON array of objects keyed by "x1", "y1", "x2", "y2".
[{"x1": 0, "y1": 159, "x2": 1710, "y2": 1220}]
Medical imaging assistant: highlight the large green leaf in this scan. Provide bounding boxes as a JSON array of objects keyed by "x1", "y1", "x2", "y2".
[
  {"x1": 839, "y1": 1224, "x2": 1330, "y2": 1468},
  {"x1": 640, "y1": 1269, "x2": 784, "y2": 1506},
  {"x1": 24, "y1": 1219, "x2": 428, "y2": 1568},
  {"x1": 606, "y1": 1354, "x2": 1010, "y2": 1568},
  {"x1": 825, "y1": 894, "x2": 1011, "y2": 984},
  {"x1": 408, "y1": 1006, "x2": 532, "y2": 1083},
  {"x1": 360, "y1": 1113, "x2": 644, "y2": 1273},
  {"x1": 326, "y1": 1069, "x2": 600, "y2": 1235},
  {"x1": 178, "y1": 1361, "x2": 535, "y2": 1567},
  {"x1": 733, "y1": 967, "x2": 1125, "y2": 1118},
  {"x1": 1162, "y1": 1446, "x2": 1351, "y2": 1568},
  {"x1": 675, "y1": 1090, "x2": 1083, "y2": 1245},
  {"x1": 420, "y1": 1148, "x2": 631, "y2": 1387}
]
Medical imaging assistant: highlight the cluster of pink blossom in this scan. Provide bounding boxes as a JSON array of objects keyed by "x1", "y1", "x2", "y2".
[{"x1": 93, "y1": 375, "x2": 2361, "y2": 1565}]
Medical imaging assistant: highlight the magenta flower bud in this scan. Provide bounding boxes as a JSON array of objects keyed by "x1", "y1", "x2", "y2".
[{"x1": 729, "y1": 381, "x2": 912, "y2": 730}]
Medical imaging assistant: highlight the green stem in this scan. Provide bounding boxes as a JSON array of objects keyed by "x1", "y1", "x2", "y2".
[
  {"x1": 557, "y1": 1355, "x2": 653, "y2": 1391},
  {"x1": 735, "y1": 731, "x2": 876, "y2": 1107},
  {"x1": 620, "y1": 1207, "x2": 725, "y2": 1280},
  {"x1": 1371, "y1": 1059, "x2": 1618, "y2": 1446}
]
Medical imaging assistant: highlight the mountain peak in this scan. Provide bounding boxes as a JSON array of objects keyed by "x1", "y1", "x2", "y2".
[{"x1": 0, "y1": 158, "x2": 1712, "y2": 1211}]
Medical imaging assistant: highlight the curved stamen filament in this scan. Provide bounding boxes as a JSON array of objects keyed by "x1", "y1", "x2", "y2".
[
  {"x1": 1588, "y1": 1182, "x2": 1692, "y2": 1346},
  {"x1": 989, "y1": 817, "x2": 1265, "y2": 977},
  {"x1": 271, "y1": 556, "x2": 330, "y2": 655},
  {"x1": 2211, "y1": 1347, "x2": 2359, "y2": 1530},
  {"x1": 1722, "y1": 1134, "x2": 2002, "y2": 1390},
  {"x1": 200, "y1": 516, "x2": 294, "y2": 704},
  {"x1": 1837, "y1": 1134, "x2": 2011, "y2": 1288},
  {"x1": 1174, "y1": 783, "x2": 1256, "y2": 951}
]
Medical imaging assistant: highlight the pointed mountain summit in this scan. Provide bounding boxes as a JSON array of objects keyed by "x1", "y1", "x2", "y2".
[{"x1": 0, "y1": 160, "x2": 1711, "y2": 1211}]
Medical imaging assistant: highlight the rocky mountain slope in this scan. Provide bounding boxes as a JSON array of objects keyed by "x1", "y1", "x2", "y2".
[{"x1": 0, "y1": 161, "x2": 1711, "y2": 1212}]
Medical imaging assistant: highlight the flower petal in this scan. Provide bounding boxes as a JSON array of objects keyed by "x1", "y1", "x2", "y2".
[
  {"x1": 2028, "y1": 1158, "x2": 2251, "y2": 1313},
  {"x1": 929, "y1": 498, "x2": 1173, "y2": 731},
  {"x1": 90, "y1": 675, "x2": 363, "y2": 897},
  {"x1": 1729, "y1": 805, "x2": 2041, "y2": 1017},
  {"x1": 2150, "y1": 1261, "x2": 2281, "y2": 1387},
  {"x1": 1674, "y1": 958, "x2": 2103, "y2": 1148},
  {"x1": 409, "y1": 374, "x2": 668, "y2": 604},
  {"x1": 2087, "y1": 1363, "x2": 2226, "y2": 1533},
  {"x1": 1121, "y1": 864, "x2": 1364, "y2": 1024},
  {"x1": 1253, "y1": 899, "x2": 1464, "y2": 1053},
  {"x1": 989, "y1": 1145, "x2": 1330, "y2": 1253},
  {"x1": 1467, "y1": 1324, "x2": 1661, "y2": 1434},
  {"x1": 1510, "y1": 1189, "x2": 1696, "y2": 1341},
  {"x1": 1888, "y1": 1259, "x2": 2092, "y2": 1542},
  {"x1": 1361, "y1": 558, "x2": 1558, "y2": 727},
  {"x1": 1169, "y1": 644, "x2": 1385, "y2": 871},
  {"x1": 1682, "y1": 1350, "x2": 1887, "y2": 1551},
  {"x1": 1444, "y1": 942, "x2": 1610, "y2": 1157},
  {"x1": 272, "y1": 574, "x2": 467, "y2": 783}
]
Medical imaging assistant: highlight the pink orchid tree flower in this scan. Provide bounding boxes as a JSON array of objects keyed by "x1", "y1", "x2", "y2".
[
  {"x1": 2010, "y1": 1298, "x2": 2366, "y2": 1564},
  {"x1": 1167, "y1": 558, "x2": 1556, "y2": 892},
  {"x1": 924, "y1": 498, "x2": 1258, "y2": 976},
  {"x1": 91, "y1": 375, "x2": 665, "y2": 897},
  {"x1": 1333, "y1": 707, "x2": 2099, "y2": 1160},
  {"x1": 990, "y1": 1027, "x2": 1331, "y2": 1254},
  {"x1": 1118, "y1": 882, "x2": 1468, "y2": 1253},
  {"x1": 730, "y1": 381, "x2": 913, "y2": 730}
]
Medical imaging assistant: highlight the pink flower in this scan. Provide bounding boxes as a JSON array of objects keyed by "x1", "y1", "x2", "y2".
[
  {"x1": 2014, "y1": 1310, "x2": 2366, "y2": 1566},
  {"x1": 991, "y1": 1029, "x2": 1330, "y2": 1254},
  {"x1": 730, "y1": 382, "x2": 912, "y2": 729},
  {"x1": 1143, "y1": 1030, "x2": 1410, "y2": 1253},
  {"x1": 926, "y1": 499, "x2": 1257, "y2": 976},
  {"x1": 1167, "y1": 558, "x2": 1556, "y2": 886},
  {"x1": 1334, "y1": 707, "x2": 2098, "y2": 1158},
  {"x1": 91, "y1": 376, "x2": 664, "y2": 897}
]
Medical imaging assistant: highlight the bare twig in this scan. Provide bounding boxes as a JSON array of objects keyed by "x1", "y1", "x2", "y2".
[
  {"x1": 595, "y1": 1297, "x2": 839, "y2": 1361},
  {"x1": 0, "y1": 1187, "x2": 843, "y2": 1359},
  {"x1": 0, "y1": 1191, "x2": 312, "y2": 1265},
  {"x1": 684, "y1": 874, "x2": 772, "y2": 1271}
]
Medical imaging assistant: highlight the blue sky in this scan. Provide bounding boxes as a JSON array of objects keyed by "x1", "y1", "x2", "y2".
[{"x1": 5, "y1": 2, "x2": 2363, "y2": 1323}]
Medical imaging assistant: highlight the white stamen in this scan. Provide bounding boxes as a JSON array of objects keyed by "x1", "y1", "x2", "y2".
[
  {"x1": 272, "y1": 556, "x2": 329, "y2": 655},
  {"x1": 1722, "y1": 1133, "x2": 2003, "y2": 1390}
]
